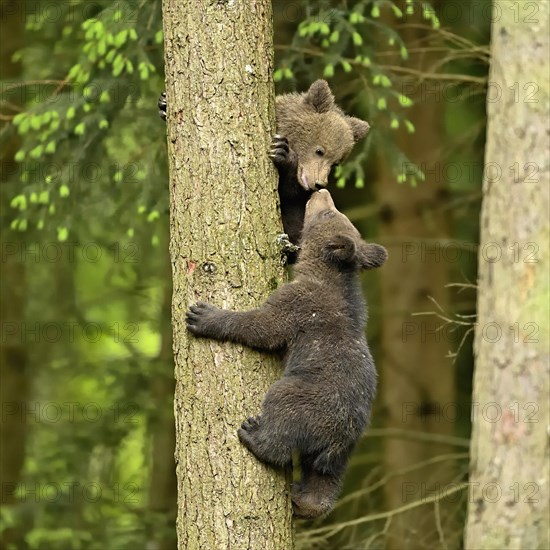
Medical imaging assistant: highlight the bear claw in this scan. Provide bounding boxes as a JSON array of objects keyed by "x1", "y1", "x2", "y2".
[
  {"x1": 158, "y1": 91, "x2": 167, "y2": 121},
  {"x1": 241, "y1": 416, "x2": 260, "y2": 431}
]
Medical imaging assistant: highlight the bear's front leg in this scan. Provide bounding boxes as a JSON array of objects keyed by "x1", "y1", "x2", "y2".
[{"x1": 186, "y1": 302, "x2": 290, "y2": 351}]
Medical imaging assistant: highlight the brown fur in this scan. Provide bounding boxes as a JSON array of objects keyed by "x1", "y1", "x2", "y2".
[
  {"x1": 276, "y1": 80, "x2": 369, "y2": 190},
  {"x1": 272, "y1": 80, "x2": 370, "y2": 248},
  {"x1": 186, "y1": 190, "x2": 386, "y2": 519}
]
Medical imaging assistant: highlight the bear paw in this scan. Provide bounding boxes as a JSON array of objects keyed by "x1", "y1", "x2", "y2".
[
  {"x1": 158, "y1": 91, "x2": 167, "y2": 121},
  {"x1": 277, "y1": 233, "x2": 300, "y2": 254},
  {"x1": 185, "y1": 302, "x2": 220, "y2": 337},
  {"x1": 240, "y1": 416, "x2": 261, "y2": 432},
  {"x1": 269, "y1": 135, "x2": 297, "y2": 170}
]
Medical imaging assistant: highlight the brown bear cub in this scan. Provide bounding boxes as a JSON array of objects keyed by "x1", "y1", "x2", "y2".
[
  {"x1": 158, "y1": 80, "x2": 370, "y2": 252},
  {"x1": 186, "y1": 190, "x2": 386, "y2": 518},
  {"x1": 270, "y1": 80, "x2": 370, "y2": 249}
]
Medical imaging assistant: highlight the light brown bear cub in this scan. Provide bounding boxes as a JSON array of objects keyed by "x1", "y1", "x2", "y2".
[
  {"x1": 186, "y1": 190, "x2": 386, "y2": 518},
  {"x1": 271, "y1": 80, "x2": 370, "y2": 248}
]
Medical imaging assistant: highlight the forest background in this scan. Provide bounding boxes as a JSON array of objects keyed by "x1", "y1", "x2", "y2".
[{"x1": 1, "y1": 0, "x2": 548, "y2": 549}]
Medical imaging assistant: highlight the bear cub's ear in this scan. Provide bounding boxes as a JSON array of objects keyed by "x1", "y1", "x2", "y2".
[
  {"x1": 357, "y1": 243, "x2": 388, "y2": 270},
  {"x1": 347, "y1": 117, "x2": 370, "y2": 142},
  {"x1": 304, "y1": 80, "x2": 335, "y2": 113},
  {"x1": 323, "y1": 235, "x2": 357, "y2": 264}
]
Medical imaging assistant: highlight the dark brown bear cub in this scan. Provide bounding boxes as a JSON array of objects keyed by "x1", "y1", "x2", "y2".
[{"x1": 186, "y1": 190, "x2": 386, "y2": 518}]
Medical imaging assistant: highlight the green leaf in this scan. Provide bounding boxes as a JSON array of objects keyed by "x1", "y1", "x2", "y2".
[
  {"x1": 147, "y1": 210, "x2": 159, "y2": 222},
  {"x1": 356, "y1": 178, "x2": 365, "y2": 189},
  {"x1": 341, "y1": 60, "x2": 352, "y2": 73},
  {"x1": 14, "y1": 150, "x2": 25, "y2": 162},
  {"x1": 29, "y1": 145, "x2": 43, "y2": 159},
  {"x1": 329, "y1": 30, "x2": 340, "y2": 43},
  {"x1": 114, "y1": 30, "x2": 128, "y2": 48},
  {"x1": 350, "y1": 12, "x2": 365, "y2": 24},
  {"x1": 30, "y1": 115, "x2": 41, "y2": 130},
  {"x1": 390, "y1": 118, "x2": 399, "y2": 129},
  {"x1": 19, "y1": 117, "x2": 30, "y2": 134},
  {"x1": 66, "y1": 106, "x2": 76, "y2": 119},
  {"x1": 74, "y1": 123, "x2": 85, "y2": 135},
  {"x1": 380, "y1": 75, "x2": 392, "y2": 88},
  {"x1": 404, "y1": 120, "x2": 415, "y2": 133},
  {"x1": 37, "y1": 219, "x2": 44, "y2": 230},
  {"x1": 371, "y1": 5, "x2": 380, "y2": 18},
  {"x1": 98, "y1": 119, "x2": 109, "y2": 129},
  {"x1": 283, "y1": 67, "x2": 293, "y2": 79},
  {"x1": 139, "y1": 62, "x2": 149, "y2": 80},
  {"x1": 13, "y1": 113, "x2": 26, "y2": 126},
  {"x1": 113, "y1": 54, "x2": 124, "y2": 76},
  {"x1": 323, "y1": 64, "x2": 334, "y2": 78},
  {"x1": 398, "y1": 94, "x2": 413, "y2": 107},
  {"x1": 137, "y1": 205, "x2": 146, "y2": 214},
  {"x1": 155, "y1": 30, "x2": 163, "y2": 44},
  {"x1": 30, "y1": 192, "x2": 38, "y2": 203},
  {"x1": 319, "y1": 23, "x2": 330, "y2": 36},
  {"x1": 57, "y1": 227, "x2": 69, "y2": 241},
  {"x1": 38, "y1": 191, "x2": 49, "y2": 204},
  {"x1": 336, "y1": 178, "x2": 346, "y2": 188},
  {"x1": 392, "y1": 5, "x2": 403, "y2": 17},
  {"x1": 59, "y1": 185, "x2": 70, "y2": 198},
  {"x1": 376, "y1": 97, "x2": 387, "y2": 110},
  {"x1": 273, "y1": 69, "x2": 283, "y2": 82},
  {"x1": 129, "y1": 28, "x2": 138, "y2": 41},
  {"x1": 10, "y1": 194, "x2": 27, "y2": 210},
  {"x1": 400, "y1": 46, "x2": 408, "y2": 60},
  {"x1": 352, "y1": 32, "x2": 363, "y2": 46}
]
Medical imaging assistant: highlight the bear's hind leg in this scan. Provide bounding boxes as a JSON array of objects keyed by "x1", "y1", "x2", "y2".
[
  {"x1": 291, "y1": 451, "x2": 346, "y2": 519},
  {"x1": 238, "y1": 415, "x2": 292, "y2": 469}
]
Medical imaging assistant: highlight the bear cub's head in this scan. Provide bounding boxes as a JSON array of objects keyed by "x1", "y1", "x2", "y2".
[
  {"x1": 300, "y1": 189, "x2": 387, "y2": 270},
  {"x1": 276, "y1": 80, "x2": 370, "y2": 191}
]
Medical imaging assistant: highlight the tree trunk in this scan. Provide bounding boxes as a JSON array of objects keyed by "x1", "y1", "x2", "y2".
[
  {"x1": 161, "y1": 1, "x2": 293, "y2": 549},
  {"x1": 465, "y1": 2, "x2": 549, "y2": 549}
]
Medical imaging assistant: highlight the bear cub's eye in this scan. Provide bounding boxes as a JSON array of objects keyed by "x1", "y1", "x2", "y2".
[
  {"x1": 322, "y1": 210, "x2": 334, "y2": 218},
  {"x1": 315, "y1": 147, "x2": 325, "y2": 157}
]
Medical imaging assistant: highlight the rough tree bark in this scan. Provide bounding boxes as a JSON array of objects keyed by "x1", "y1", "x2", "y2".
[
  {"x1": 161, "y1": 1, "x2": 293, "y2": 549},
  {"x1": 465, "y1": 2, "x2": 549, "y2": 549}
]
